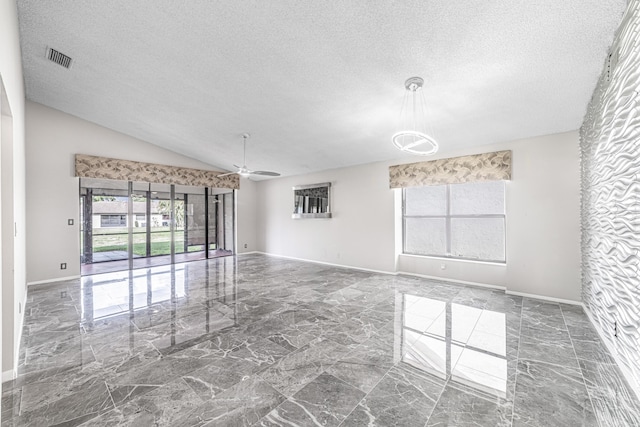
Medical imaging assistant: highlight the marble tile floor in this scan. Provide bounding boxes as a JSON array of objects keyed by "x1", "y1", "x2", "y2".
[{"x1": 2, "y1": 254, "x2": 639, "y2": 426}]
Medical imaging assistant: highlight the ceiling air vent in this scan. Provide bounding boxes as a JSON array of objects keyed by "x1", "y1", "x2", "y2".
[{"x1": 46, "y1": 48, "x2": 72, "y2": 69}]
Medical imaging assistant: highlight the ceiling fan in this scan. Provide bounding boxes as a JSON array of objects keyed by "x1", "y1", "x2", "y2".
[{"x1": 217, "y1": 133, "x2": 281, "y2": 178}]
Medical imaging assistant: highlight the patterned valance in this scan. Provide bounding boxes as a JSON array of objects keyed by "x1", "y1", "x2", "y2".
[
  {"x1": 75, "y1": 154, "x2": 240, "y2": 190},
  {"x1": 389, "y1": 150, "x2": 512, "y2": 188}
]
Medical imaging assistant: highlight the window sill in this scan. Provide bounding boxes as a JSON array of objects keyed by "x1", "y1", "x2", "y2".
[{"x1": 399, "y1": 253, "x2": 507, "y2": 266}]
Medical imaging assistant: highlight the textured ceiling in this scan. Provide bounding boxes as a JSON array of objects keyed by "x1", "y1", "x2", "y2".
[{"x1": 16, "y1": 0, "x2": 625, "y2": 178}]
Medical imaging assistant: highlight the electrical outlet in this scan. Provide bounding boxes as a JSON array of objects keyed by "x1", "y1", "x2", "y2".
[
  {"x1": 60, "y1": 263, "x2": 67, "y2": 270},
  {"x1": 440, "y1": 263, "x2": 446, "y2": 270},
  {"x1": 244, "y1": 243, "x2": 248, "y2": 248},
  {"x1": 68, "y1": 219, "x2": 74, "y2": 225}
]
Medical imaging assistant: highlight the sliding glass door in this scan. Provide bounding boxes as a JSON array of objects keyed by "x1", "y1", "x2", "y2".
[
  {"x1": 148, "y1": 183, "x2": 173, "y2": 260},
  {"x1": 131, "y1": 182, "x2": 150, "y2": 266},
  {"x1": 209, "y1": 189, "x2": 235, "y2": 256},
  {"x1": 80, "y1": 179, "x2": 131, "y2": 265},
  {"x1": 80, "y1": 178, "x2": 235, "y2": 275},
  {"x1": 176, "y1": 185, "x2": 207, "y2": 261}
]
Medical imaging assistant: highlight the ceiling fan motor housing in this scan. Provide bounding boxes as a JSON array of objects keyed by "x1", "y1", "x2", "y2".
[{"x1": 217, "y1": 133, "x2": 280, "y2": 177}]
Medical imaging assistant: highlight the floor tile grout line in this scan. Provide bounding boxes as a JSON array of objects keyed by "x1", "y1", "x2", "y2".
[
  {"x1": 513, "y1": 357, "x2": 590, "y2": 371},
  {"x1": 179, "y1": 375, "x2": 209, "y2": 404},
  {"x1": 420, "y1": 287, "x2": 463, "y2": 426},
  {"x1": 560, "y1": 304, "x2": 602, "y2": 427},
  {"x1": 422, "y1": 371, "x2": 451, "y2": 426},
  {"x1": 104, "y1": 379, "x2": 118, "y2": 412},
  {"x1": 16, "y1": 384, "x2": 23, "y2": 418},
  {"x1": 508, "y1": 296, "x2": 525, "y2": 427},
  {"x1": 336, "y1": 362, "x2": 396, "y2": 426}
]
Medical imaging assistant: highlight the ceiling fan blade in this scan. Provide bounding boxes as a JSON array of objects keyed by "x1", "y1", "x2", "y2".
[
  {"x1": 225, "y1": 134, "x2": 280, "y2": 178},
  {"x1": 217, "y1": 164, "x2": 243, "y2": 177},
  {"x1": 250, "y1": 171, "x2": 281, "y2": 177},
  {"x1": 216, "y1": 171, "x2": 238, "y2": 177}
]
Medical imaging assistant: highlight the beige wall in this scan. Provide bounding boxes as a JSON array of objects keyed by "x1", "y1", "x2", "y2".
[
  {"x1": 1, "y1": 0, "x2": 28, "y2": 382},
  {"x1": 25, "y1": 101, "x2": 257, "y2": 284},
  {"x1": 257, "y1": 160, "x2": 397, "y2": 273},
  {"x1": 256, "y1": 131, "x2": 582, "y2": 302}
]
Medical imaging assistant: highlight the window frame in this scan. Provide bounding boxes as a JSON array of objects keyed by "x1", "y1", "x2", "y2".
[
  {"x1": 100, "y1": 214, "x2": 127, "y2": 227},
  {"x1": 402, "y1": 182, "x2": 506, "y2": 263}
]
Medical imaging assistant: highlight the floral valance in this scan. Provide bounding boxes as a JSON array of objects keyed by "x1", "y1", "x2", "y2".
[
  {"x1": 75, "y1": 154, "x2": 239, "y2": 189},
  {"x1": 389, "y1": 150, "x2": 512, "y2": 188}
]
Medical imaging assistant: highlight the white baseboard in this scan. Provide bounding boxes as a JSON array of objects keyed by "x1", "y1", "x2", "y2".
[
  {"x1": 397, "y1": 271, "x2": 506, "y2": 291},
  {"x1": 2, "y1": 369, "x2": 16, "y2": 383},
  {"x1": 505, "y1": 290, "x2": 581, "y2": 305},
  {"x1": 253, "y1": 253, "x2": 581, "y2": 303},
  {"x1": 255, "y1": 252, "x2": 396, "y2": 276},
  {"x1": 236, "y1": 251, "x2": 259, "y2": 256},
  {"x1": 582, "y1": 305, "x2": 640, "y2": 401},
  {"x1": 27, "y1": 275, "x2": 81, "y2": 286},
  {"x1": 2, "y1": 286, "x2": 28, "y2": 385},
  {"x1": 14, "y1": 289, "x2": 27, "y2": 376}
]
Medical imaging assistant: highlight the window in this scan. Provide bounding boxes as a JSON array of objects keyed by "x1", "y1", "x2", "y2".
[
  {"x1": 403, "y1": 181, "x2": 505, "y2": 262},
  {"x1": 100, "y1": 214, "x2": 127, "y2": 227}
]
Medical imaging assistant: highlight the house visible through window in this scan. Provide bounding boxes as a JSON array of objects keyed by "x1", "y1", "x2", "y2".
[
  {"x1": 403, "y1": 181, "x2": 506, "y2": 262},
  {"x1": 100, "y1": 214, "x2": 127, "y2": 227}
]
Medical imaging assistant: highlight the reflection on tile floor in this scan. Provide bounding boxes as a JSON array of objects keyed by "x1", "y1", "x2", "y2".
[
  {"x1": 80, "y1": 250, "x2": 233, "y2": 275},
  {"x1": 2, "y1": 254, "x2": 640, "y2": 426}
]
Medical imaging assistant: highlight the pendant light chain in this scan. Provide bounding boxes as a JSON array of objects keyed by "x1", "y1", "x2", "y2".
[{"x1": 391, "y1": 76, "x2": 439, "y2": 156}]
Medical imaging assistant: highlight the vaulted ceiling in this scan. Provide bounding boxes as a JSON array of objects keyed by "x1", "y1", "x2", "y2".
[{"x1": 16, "y1": 1, "x2": 625, "y2": 177}]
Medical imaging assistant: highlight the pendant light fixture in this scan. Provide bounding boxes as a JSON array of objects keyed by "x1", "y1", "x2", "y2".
[{"x1": 392, "y1": 76, "x2": 439, "y2": 155}]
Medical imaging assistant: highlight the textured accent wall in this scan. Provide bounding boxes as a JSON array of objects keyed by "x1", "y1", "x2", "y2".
[
  {"x1": 580, "y1": 0, "x2": 640, "y2": 393},
  {"x1": 75, "y1": 154, "x2": 239, "y2": 189},
  {"x1": 389, "y1": 150, "x2": 511, "y2": 188}
]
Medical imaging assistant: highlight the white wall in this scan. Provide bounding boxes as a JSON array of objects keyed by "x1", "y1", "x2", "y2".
[
  {"x1": 236, "y1": 177, "x2": 257, "y2": 253},
  {"x1": 580, "y1": 0, "x2": 640, "y2": 397},
  {"x1": 257, "y1": 161, "x2": 397, "y2": 273},
  {"x1": 1, "y1": 0, "x2": 28, "y2": 382},
  {"x1": 25, "y1": 101, "x2": 257, "y2": 284},
  {"x1": 256, "y1": 131, "x2": 582, "y2": 302},
  {"x1": 398, "y1": 131, "x2": 581, "y2": 302},
  {"x1": 1, "y1": 109, "x2": 14, "y2": 384}
]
